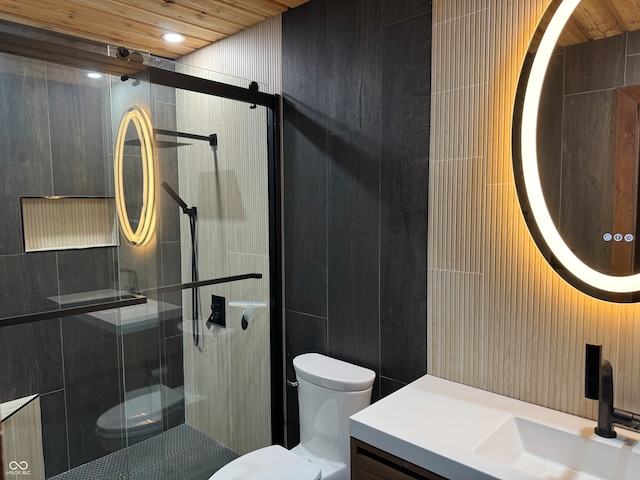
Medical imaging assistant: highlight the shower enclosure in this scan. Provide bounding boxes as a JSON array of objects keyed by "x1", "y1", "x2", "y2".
[{"x1": 0, "y1": 20, "x2": 282, "y2": 480}]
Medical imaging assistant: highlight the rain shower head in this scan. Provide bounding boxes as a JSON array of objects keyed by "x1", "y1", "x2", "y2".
[
  {"x1": 124, "y1": 138, "x2": 191, "y2": 148},
  {"x1": 124, "y1": 129, "x2": 217, "y2": 149},
  {"x1": 155, "y1": 129, "x2": 217, "y2": 148},
  {"x1": 154, "y1": 140, "x2": 192, "y2": 148}
]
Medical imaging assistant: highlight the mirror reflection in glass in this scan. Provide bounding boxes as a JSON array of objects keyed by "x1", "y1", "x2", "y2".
[
  {"x1": 114, "y1": 105, "x2": 156, "y2": 247},
  {"x1": 123, "y1": 121, "x2": 145, "y2": 233}
]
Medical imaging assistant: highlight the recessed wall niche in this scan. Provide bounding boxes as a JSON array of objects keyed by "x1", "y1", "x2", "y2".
[{"x1": 21, "y1": 196, "x2": 118, "y2": 252}]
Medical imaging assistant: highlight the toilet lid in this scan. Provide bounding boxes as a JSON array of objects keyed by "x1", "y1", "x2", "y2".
[
  {"x1": 96, "y1": 385, "x2": 184, "y2": 437},
  {"x1": 294, "y1": 353, "x2": 375, "y2": 392},
  {"x1": 210, "y1": 445, "x2": 321, "y2": 480}
]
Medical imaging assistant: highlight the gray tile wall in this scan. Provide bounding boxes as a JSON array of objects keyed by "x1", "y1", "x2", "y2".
[
  {"x1": 282, "y1": 0, "x2": 431, "y2": 446},
  {"x1": 0, "y1": 25, "x2": 183, "y2": 477},
  {"x1": 0, "y1": 49, "x2": 120, "y2": 476}
]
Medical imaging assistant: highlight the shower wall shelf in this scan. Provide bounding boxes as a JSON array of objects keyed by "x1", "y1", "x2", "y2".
[
  {"x1": 228, "y1": 301, "x2": 267, "y2": 308},
  {"x1": 229, "y1": 301, "x2": 268, "y2": 330},
  {"x1": 21, "y1": 196, "x2": 118, "y2": 252}
]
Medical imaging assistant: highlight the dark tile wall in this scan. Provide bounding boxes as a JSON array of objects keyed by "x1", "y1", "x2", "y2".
[
  {"x1": 0, "y1": 24, "x2": 183, "y2": 477},
  {"x1": 0, "y1": 57, "x2": 52, "y2": 256},
  {"x1": 39, "y1": 390, "x2": 68, "y2": 476},
  {"x1": 380, "y1": 12, "x2": 430, "y2": 385},
  {"x1": 48, "y1": 64, "x2": 113, "y2": 196},
  {"x1": 282, "y1": 0, "x2": 431, "y2": 446},
  {"x1": 63, "y1": 318, "x2": 123, "y2": 467}
]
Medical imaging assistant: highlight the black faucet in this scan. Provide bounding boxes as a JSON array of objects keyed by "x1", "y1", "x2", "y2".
[{"x1": 585, "y1": 344, "x2": 640, "y2": 438}]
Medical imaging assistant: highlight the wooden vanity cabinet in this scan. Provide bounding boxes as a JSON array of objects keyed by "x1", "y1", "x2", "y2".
[{"x1": 351, "y1": 438, "x2": 447, "y2": 480}]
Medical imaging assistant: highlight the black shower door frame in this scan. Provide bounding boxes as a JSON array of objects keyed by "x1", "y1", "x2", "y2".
[
  {"x1": 0, "y1": 31, "x2": 285, "y2": 447},
  {"x1": 145, "y1": 67, "x2": 285, "y2": 447}
]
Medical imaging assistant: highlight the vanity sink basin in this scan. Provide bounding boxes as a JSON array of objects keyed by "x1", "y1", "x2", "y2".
[{"x1": 475, "y1": 416, "x2": 640, "y2": 479}]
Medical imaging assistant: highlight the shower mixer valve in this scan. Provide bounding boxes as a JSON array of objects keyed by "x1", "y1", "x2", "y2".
[{"x1": 207, "y1": 295, "x2": 226, "y2": 329}]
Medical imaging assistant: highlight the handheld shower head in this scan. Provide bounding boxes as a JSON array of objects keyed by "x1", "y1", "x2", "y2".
[{"x1": 161, "y1": 181, "x2": 195, "y2": 217}]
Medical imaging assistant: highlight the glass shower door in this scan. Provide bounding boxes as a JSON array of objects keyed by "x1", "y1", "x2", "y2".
[
  {"x1": 113, "y1": 62, "x2": 275, "y2": 477},
  {"x1": 0, "y1": 27, "x2": 278, "y2": 476}
]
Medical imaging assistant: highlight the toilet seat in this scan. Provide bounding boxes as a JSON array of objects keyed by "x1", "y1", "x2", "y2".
[
  {"x1": 209, "y1": 445, "x2": 321, "y2": 480},
  {"x1": 95, "y1": 384, "x2": 184, "y2": 440}
]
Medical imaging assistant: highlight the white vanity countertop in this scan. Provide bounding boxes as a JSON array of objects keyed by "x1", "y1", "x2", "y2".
[
  {"x1": 1, "y1": 394, "x2": 38, "y2": 423},
  {"x1": 82, "y1": 298, "x2": 181, "y2": 334},
  {"x1": 349, "y1": 374, "x2": 640, "y2": 479}
]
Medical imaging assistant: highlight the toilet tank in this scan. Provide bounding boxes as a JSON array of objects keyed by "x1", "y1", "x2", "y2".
[{"x1": 293, "y1": 353, "x2": 375, "y2": 465}]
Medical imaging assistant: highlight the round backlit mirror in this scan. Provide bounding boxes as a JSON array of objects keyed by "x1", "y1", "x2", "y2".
[
  {"x1": 114, "y1": 105, "x2": 156, "y2": 247},
  {"x1": 514, "y1": 0, "x2": 640, "y2": 301},
  {"x1": 122, "y1": 120, "x2": 145, "y2": 232}
]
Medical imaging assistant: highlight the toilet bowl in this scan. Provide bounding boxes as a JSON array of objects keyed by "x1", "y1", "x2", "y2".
[
  {"x1": 95, "y1": 384, "x2": 184, "y2": 452},
  {"x1": 210, "y1": 353, "x2": 376, "y2": 480}
]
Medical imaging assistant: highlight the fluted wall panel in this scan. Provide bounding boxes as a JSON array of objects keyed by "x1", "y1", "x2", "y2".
[
  {"x1": 429, "y1": 155, "x2": 486, "y2": 273},
  {"x1": 183, "y1": 16, "x2": 282, "y2": 95},
  {"x1": 429, "y1": 0, "x2": 640, "y2": 420},
  {"x1": 178, "y1": 16, "x2": 280, "y2": 455},
  {"x1": 21, "y1": 197, "x2": 116, "y2": 251}
]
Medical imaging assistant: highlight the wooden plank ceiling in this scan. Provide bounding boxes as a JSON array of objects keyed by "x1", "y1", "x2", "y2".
[
  {"x1": 0, "y1": 0, "x2": 636, "y2": 60},
  {"x1": 558, "y1": 0, "x2": 640, "y2": 47},
  {"x1": 0, "y1": 0, "x2": 310, "y2": 59}
]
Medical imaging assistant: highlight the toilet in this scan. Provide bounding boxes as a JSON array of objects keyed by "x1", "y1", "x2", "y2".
[
  {"x1": 95, "y1": 384, "x2": 184, "y2": 452},
  {"x1": 210, "y1": 353, "x2": 376, "y2": 480}
]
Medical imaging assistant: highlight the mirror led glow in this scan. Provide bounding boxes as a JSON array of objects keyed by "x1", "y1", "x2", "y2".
[
  {"x1": 114, "y1": 106, "x2": 156, "y2": 247},
  {"x1": 520, "y1": 0, "x2": 640, "y2": 294}
]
